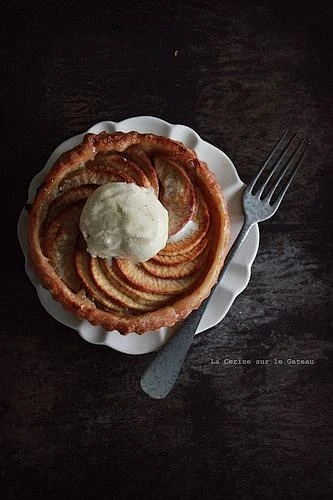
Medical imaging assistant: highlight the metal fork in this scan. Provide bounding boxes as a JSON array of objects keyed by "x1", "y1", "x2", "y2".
[{"x1": 140, "y1": 130, "x2": 309, "y2": 399}]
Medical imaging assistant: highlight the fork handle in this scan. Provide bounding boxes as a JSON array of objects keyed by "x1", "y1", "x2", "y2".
[
  {"x1": 140, "y1": 217, "x2": 254, "y2": 399},
  {"x1": 140, "y1": 298, "x2": 209, "y2": 398}
]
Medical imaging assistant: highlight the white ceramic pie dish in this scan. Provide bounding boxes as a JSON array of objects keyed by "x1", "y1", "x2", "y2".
[{"x1": 17, "y1": 116, "x2": 259, "y2": 354}]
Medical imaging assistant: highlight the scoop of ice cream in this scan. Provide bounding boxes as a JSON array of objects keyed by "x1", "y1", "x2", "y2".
[{"x1": 79, "y1": 182, "x2": 169, "y2": 262}]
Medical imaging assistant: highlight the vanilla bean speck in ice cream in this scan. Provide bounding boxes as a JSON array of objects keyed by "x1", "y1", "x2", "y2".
[{"x1": 79, "y1": 182, "x2": 169, "y2": 262}]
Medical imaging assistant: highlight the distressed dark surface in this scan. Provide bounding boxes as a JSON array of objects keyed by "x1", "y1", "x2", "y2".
[{"x1": 1, "y1": 0, "x2": 333, "y2": 499}]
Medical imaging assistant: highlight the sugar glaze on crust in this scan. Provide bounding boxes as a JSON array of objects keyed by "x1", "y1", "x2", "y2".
[{"x1": 29, "y1": 131, "x2": 230, "y2": 334}]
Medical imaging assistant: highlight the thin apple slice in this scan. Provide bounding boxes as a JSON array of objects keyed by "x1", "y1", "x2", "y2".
[
  {"x1": 123, "y1": 145, "x2": 160, "y2": 195},
  {"x1": 142, "y1": 246, "x2": 208, "y2": 279},
  {"x1": 88, "y1": 152, "x2": 151, "y2": 189},
  {"x1": 42, "y1": 202, "x2": 83, "y2": 292},
  {"x1": 46, "y1": 185, "x2": 96, "y2": 226},
  {"x1": 59, "y1": 166, "x2": 131, "y2": 193},
  {"x1": 99, "y1": 258, "x2": 169, "y2": 305},
  {"x1": 159, "y1": 188, "x2": 210, "y2": 256},
  {"x1": 74, "y1": 243, "x2": 128, "y2": 314},
  {"x1": 152, "y1": 235, "x2": 208, "y2": 265},
  {"x1": 114, "y1": 259, "x2": 202, "y2": 295},
  {"x1": 90, "y1": 258, "x2": 172, "y2": 312},
  {"x1": 153, "y1": 155, "x2": 196, "y2": 236}
]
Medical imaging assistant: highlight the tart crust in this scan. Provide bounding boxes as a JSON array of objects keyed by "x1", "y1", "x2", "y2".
[{"x1": 28, "y1": 131, "x2": 230, "y2": 334}]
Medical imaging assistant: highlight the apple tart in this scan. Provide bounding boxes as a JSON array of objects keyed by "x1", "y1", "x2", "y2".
[{"x1": 28, "y1": 131, "x2": 230, "y2": 334}]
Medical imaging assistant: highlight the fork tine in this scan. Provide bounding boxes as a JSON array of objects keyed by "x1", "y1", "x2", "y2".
[
  {"x1": 255, "y1": 132, "x2": 298, "y2": 198},
  {"x1": 268, "y1": 137, "x2": 309, "y2": 209},
  {"x1": 247, "y1": 129, "x2": 292, "y2": 193}
]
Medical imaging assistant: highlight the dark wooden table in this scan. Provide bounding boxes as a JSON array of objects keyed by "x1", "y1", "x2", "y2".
[{"x1": 2, "y1": 1, "x2": 332, "y2": 498}]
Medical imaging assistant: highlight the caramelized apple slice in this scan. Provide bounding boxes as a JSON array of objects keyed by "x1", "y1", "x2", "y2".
[
  {"x1": 42, "y1": 202, "x2": 83, "y2": 292},
  {"x1": 123, "y1": 145, "x2": 160, "y2": 195},
  {"x1": 74, "y1": 244, "x2": 126, "y2": 314},
  {"x1": 159, "y1": 189, "x2": 210, "y2": 256},
  {"x1": 90, "y1": 258, "x2": 172, "y2": 312},
  {"x1": 99, "y1": 259, "x2": 169, "y2": 305},
  {"x1": 142, "y1": 246, "x2": 208, "y2": 279},
  {"x1": 89, "y1": 152, "x2": 151, "y2": 188},
  {"x1": 153, "y1": 235, "x2": 208, "y2": 265},
  {"x1": 59, "y1": 166, "x2": 131, "y2": 193},
  {"x1": 114, "y1": 259, "x2": 202, "y2": 295},
  {"x1": 46, "y1": 185, "x2": 96, "y2": 226},
  {"x1": 153, "y1": 156, "x2": 196, "y2": 236}
]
